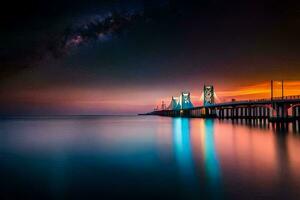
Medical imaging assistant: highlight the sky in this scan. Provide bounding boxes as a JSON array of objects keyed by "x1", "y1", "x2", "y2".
[{"x1": 1, "y1": 0, "x2": 300, "y2": 115}]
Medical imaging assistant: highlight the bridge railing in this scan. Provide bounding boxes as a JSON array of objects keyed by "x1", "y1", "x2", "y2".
[
  {"x1": 272, "y1": 95, "x2": 300, "y2": 100},
  {"x1": 220, "y1": 95, "x2": 300, "y2": 104}
]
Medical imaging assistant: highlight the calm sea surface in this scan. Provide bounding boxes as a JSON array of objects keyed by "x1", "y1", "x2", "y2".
[{"x1": 1, "y1": 116, "x2": 300, "y2": 200}]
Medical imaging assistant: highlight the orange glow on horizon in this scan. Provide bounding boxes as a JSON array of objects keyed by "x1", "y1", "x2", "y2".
[
  {"x1": 1, "y1": 80, "x2": 300, "y2": 114},
  {"x1": 218, "y1": 81, "x2": 300, "y2": 99},
  {"x1": 158, "y1": 81, "x2": 300, "y2": 108}
]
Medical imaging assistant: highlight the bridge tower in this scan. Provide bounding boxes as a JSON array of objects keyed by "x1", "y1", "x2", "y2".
[
  {"x1": 180, "y1": 92, "x2": 193, "y2": 109},
  {"x1": 271, "y1": 80, "x2": 284, "y2": 100},
  {"x1": 203, "y1": 85, "x2": 216, "y2": 116},
  {"x1": 270, "y1": 80, "x2": 288, "y2": 120},
  {"x1": 169, "y1": 96, "x2": 180, "y2": 110},
  {"x1": 203, "y1": 85, "x2": 215, "y2": 106}
]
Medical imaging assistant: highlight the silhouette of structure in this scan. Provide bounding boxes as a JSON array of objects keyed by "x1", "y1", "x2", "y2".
[{"x1": 146, "y1": 80, "x2": 300, "y2": 122}]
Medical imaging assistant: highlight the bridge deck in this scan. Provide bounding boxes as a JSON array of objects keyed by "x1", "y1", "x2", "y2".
[
  {"x1": 186, "y1": 95, "x2": 300, "y2": 110},
  {"x1": 146, "y1": 95, "x2": 300, "y2": 122}
]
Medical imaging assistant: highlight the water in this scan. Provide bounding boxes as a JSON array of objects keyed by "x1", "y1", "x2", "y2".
[{"x1": 0, "y1": 116, "x2": 300, "y2": 200}]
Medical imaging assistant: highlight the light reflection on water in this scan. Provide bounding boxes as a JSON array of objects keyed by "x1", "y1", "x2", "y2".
[
  {"x1": 202, "y1": 120, "x2": 221, "y2": 193},
  {"x1": 0, "y1": 116, "x2": 300, "y2": 199},
  {"x1": 172, "y1": 118, "x2": 199, "y2": 198}
]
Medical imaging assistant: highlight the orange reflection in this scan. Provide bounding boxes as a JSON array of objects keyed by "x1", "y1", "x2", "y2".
[{"x1": 188, "y1": 118, "x2": 300, "y2": 190}]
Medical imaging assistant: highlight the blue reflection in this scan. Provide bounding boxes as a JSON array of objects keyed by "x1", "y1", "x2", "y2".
[
  {"x1": 203, "y1": 119, "x2": 221, "y2": 182},
  {"x1": 172, "y1": 117, "x2": 198, "y2": 194},
  {"x1": 203, "y1": 119, "x2": 222, "y2": 197}
]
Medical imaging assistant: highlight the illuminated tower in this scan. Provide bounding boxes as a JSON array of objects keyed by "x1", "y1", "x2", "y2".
[
  {"x1": 203, "y1": 85, "x2": 215, "y2": 106},
  {"x1": 180, "y1": 92, "x2": 194, "y2": 109},
  {"x1": 169, "y1": 96, "x2": 180, "y2": 110}
]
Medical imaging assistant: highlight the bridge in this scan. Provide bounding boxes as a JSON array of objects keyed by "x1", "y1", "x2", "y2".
[{"x1": 145, "y1": 81, "x2": 300, "y2": 122}]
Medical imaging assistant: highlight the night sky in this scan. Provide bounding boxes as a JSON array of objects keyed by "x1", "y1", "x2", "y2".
[{"x1": 1, "y1": 0, "x2": 300, "y2": 115}]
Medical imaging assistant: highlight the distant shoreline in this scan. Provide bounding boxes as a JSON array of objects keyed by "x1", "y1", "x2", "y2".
[{"x1": 0, "y1": 114, "x2": 139, "y2": 119}]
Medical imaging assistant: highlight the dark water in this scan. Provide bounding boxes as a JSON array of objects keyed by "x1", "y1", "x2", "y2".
[{"x1": 1, "y1": 116, "x2": 300, "y2": 200}]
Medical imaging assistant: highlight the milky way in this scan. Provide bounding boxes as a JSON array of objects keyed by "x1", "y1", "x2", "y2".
[
  {"x1": 64, "y1": 12, "x2": 144, "y2": 49},
  {"x1": 50, "y1": 2, "x2": 173, "y2": 59}
]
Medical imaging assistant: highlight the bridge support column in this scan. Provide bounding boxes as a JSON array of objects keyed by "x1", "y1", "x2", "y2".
[
  {"x1": 272, "y1": 103, "x2": 289, "y2": 121},
  {"x1": 293, "y1": 106, "x2": 300, "y2": 118},
  {"x1": 233, "y1": 108, "x2": 237, "y2": 118},
  {"x1": 232, "y1": 108, "x2": 236, "y2": 118},
  {"x1": 238, "y1": 107, "x2": 241, "y2": 118},
  {"x1": 264, "y1": 107, "x2": 267, "y2": 118},
  {"x1": 275, "y1": 104, "x2": 280, "y2": 118},
  {"x1": 283, "y1": 104, "x2": 288, "y2": 118},
  {"x1": 211, "y1": 108, "x2": 216, "y2": 116},
  {"x1": 261, "y1": 107, "x2": 266, "y2": 118},
  {"x1": 205, "y1": 107, "x2": 209, "y2": 116},
  {"x1": 292, "y1": 107, "x2": 295, "y2": 118},
  {"x1": 270, "y1": 106, "x2": 275, "y2": 118},
  {"x1": 277, "y1": 104, "x2": 288, "y2": 118},
  {"x1": 259, "y1": 107, "x2": 262, "y2": 118},
  {"x1": 248, "y1": 107, "x2": 251, "y2": 118},
  {"x1": 220, "y1": 109, "x2": 224, "y2": 118}
]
